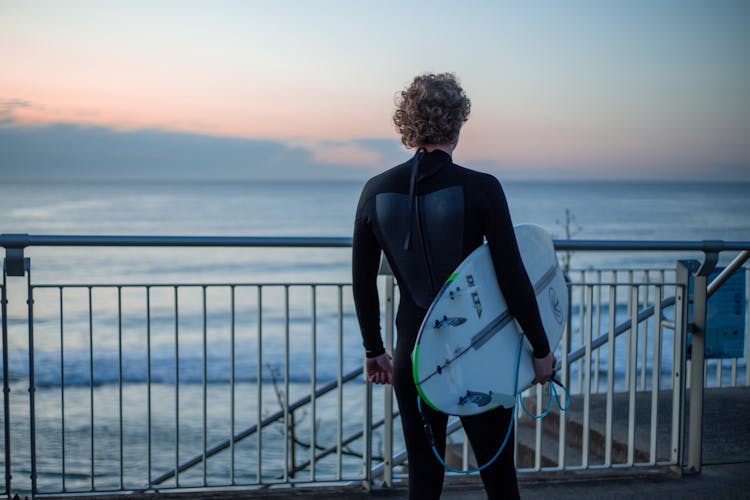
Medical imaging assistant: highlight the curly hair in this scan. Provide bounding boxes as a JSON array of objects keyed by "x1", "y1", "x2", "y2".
[{"x1": 393, "y1": 73, "x2": 471, "y2": 148}]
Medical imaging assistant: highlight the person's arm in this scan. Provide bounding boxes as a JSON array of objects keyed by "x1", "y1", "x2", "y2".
[
  {"x1": 352, "y1": 190, "x2": 392, "y2": 384},
  {"x1": 481, "y1": 176, "x2": 554, "y2": 381}
]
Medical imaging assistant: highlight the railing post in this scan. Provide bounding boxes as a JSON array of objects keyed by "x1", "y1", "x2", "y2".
[
  {"x1": 2, "y1": 262, "x2": 12, "y2": 498},
  {"x1": 2, "y1": 238, "x2": 29, "y2": 498},
  {"x1": 3, "y1": 249, "x2": 35, "y2": 498},
  {"x1": 672, "y1": 261, "x2": 691, "y2": 472},
  {"x1": 685, "y1": 253, "x2": 718, "y2": 473}
]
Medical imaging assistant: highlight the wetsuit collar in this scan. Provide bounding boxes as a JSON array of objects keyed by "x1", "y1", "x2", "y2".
[{"x1": 416, "y1": 149, "x2": 452, "y2": 181}]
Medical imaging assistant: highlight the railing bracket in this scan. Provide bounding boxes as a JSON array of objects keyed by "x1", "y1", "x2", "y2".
[
  {"x1": 696, "y1": 250, "x2": 719, "y2": 277},
  {"x1": 2, "y1": 233, "x2": 30, "y2": 277}
]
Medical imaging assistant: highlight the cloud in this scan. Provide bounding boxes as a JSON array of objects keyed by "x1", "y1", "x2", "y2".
[
  {"x1": 0, "y1": 117, "x2": 398, "y2": 181},
  {"x1": 308, "y1": 137, "x2": 406, "y2": 167},
  {"x1": 0, "y1": 99, "x2": 31, "y2": 124}
]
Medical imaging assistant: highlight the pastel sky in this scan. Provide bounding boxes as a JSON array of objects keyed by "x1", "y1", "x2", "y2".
[{"x1": 1, "y1": 1, "x2": 749, "y2": 180}]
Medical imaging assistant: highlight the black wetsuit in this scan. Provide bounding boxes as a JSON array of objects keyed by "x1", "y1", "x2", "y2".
[{"x1": 352, "y1": 150, "x2": 550, "y2": 500}]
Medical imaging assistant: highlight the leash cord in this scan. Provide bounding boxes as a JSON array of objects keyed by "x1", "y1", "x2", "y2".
[{"x1": 417, "y1": 333, "x2": 569, "y2": 474}]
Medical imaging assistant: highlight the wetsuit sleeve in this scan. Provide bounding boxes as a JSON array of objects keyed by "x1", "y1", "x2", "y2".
[
  {"x1": 352, "y1": 192, "x2": 386, "y2": 358},
  {"x1": 481, "y1": 177, "x2": 551, "y2": 358}
]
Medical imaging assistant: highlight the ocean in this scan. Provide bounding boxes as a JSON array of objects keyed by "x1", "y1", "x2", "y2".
[{"x1": 0, "y1": 179, "x2": 748, "y2": 492}]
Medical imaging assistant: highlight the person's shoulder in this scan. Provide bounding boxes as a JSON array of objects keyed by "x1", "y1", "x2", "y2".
[
  {"x1": 360, "y1": 160, "x2": 411, "y2": 198},
  {"x1": 451, "y1": 162, "x2": 503, "y2": 190}
]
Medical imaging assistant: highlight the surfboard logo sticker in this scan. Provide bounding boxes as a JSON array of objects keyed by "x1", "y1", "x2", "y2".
[
  {"x1": 458, "y1": 390, "x2": 492, "y2": 407},
  {"x1": 466, "y1": 275, "x2": 482, "y2": 318},
  {"x1": 433, "y1": 315, "x2": 467, "y2": 329},
  {"x1": 548, "y1": 287, "x2": 564, "y2": 324}
]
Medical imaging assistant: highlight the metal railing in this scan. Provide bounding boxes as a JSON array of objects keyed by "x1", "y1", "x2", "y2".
[{"x1": 1, "y1": 234, "x2": 749, "y2": 498}]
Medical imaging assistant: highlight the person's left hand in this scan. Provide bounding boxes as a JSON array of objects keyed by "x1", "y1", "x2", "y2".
[
  {"x1": 532, "y1": 352, "x2": 556, "y2": 385},
  {"x1": 365, "y1": 353, "x2": 393, "y2": 385}
]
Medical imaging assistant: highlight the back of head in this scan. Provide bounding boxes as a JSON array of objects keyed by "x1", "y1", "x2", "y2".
[{"x1": 393, "y1": 73, "x2": 471, "y2": 148}]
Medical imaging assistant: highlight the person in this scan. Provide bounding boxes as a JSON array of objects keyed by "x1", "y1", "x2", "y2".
[{"x1": 352, "y1": 73, "x2": 555, "y2": 500}]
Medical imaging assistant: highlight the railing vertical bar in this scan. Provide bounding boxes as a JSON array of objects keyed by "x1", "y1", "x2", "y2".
[
  {"x1": 310, "y1": 286, "x2": 317, "y2": 482},
  {"x1": 256, "y1": 286, "x2": 263, "y2": 483},
  {"x1": 746, "y1": 267, "x2": 750, "y2": 387},
  {"x1": 88, "y1": 286, "x2": 95, "y2": 490},
  {"x1": 627, "y1": 285, "x2": 638, "y2": 465},
  {"x1": 202, "y1": 286, "x2": 208, "y2": 486},
  {"x1": 582, "y1": 285, "x2": 593, "y2": 468},
  {"x1": 174, "y1": 286, "x2": 180, "y2": 488},
  {"x1": 716, "y1": 359, "x2": 722, "y2": 388},
  {"x1": 625, "y1": 270, "x2": 633, "y2": 389},
  {"x1": 284, "y1": 285, "x2": 290, "y2": 482},
  {"x1": 383, "y1": 276, "x2": 395, "y2": 486},
  {"x1": 577, "y1": 271, "x2": 585, "y2": 391},
  {"x1": 730, "y1": 358, "x2": 737, "y2": 388},
  {"x1": 659, "y1": 269, "x2": 666, "y2": 389},
  {"x1": 558, "y1": 280, "x2": 572, "y2": 469},
  {"x1": 463, "y1": 429, "x2": 470, "y2": 470},
  {"x1": 27, "y1": 272, "x2": 38, "y2": 496},
  {"x1": 640, "y1": 273, "x2": 650, "y2": 391},
  {"x1": 146, "y1": 287, "x2": 152, "y2": 485},
  {"x1": 650, "y1": 285, "x2": 663, "y2": 464},
  {"x1": 230, "y1": 285, "x2": 236, "y2": 485},
  {"x1": 604, "y1": 283, "x2": 616, "y2": 466},
  {"x1": 117, "y1": 286, "x2": 124, "y2": 490},
  {"x1": 363, "y1": 356, "x2": 373, "y2": 490},
  {"x1": 513, "y1": 404, "x2": 519, "y2": 467},
  {"x1": 1, "y1": 268, "x2": 11, "y2": 496},
  {"x1": 337, "y1": 285, "x2": 344, "y2": 480},
  {"x1": 534, "y1": 384, "x2": 542, "y2": 470},
  {"x1": 594, "y1": 271, "x2": 602, "y2": 393},
  {"x1": 59, "y1": 287, "x2": 66, "y2": 491}
]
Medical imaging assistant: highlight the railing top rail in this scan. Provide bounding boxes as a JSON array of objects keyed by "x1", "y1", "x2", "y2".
[
  {"x1": 2, "y1": 233, "x2": 750, "y2": 252},
  {"x1": 0, "y1": 234, "x2": 352, "y2": 248}
]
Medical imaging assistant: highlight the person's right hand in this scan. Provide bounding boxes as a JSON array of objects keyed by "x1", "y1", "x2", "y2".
[
  {"x1": 365, "y1": 353, "x2": 393, "y2": 385},
  {"x1": 532, "y1": 352, "x2": 556, "y2": 385}
]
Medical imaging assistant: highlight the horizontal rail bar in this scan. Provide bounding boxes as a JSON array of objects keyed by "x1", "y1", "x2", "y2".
[
  {"x1": 555, "y1": 240, "x2": 750, "y2": 252},
  {"x1": 2, "y1": 233, "x2": 750, "y2": 252},
  {"x1": 0, "y1": 234, "x2": 352, "y2": 248},
  {"x1": 32, "y1": 282, "x2": 352, "y2": 288}
]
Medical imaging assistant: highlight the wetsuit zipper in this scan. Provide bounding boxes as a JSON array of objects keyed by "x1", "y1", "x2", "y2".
[{"x1": 415, "y1": 194, "x2": 436, "y2": 294}]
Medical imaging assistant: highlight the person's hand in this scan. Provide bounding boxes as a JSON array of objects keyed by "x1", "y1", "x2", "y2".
[
  {"x1": 365, "y1": 353, "x2": 393, "y2": 385},
  {"x1": 532, "y1": 352, "x2": 556, "y2": 385}
]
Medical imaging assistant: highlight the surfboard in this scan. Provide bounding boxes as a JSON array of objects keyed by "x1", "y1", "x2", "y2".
[{"x1": 412, "y1": 224, "x2": 567, "y2": 416}]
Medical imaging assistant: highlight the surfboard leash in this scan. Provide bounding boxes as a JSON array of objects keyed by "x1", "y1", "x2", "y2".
[
  {"x1": 519, "y1": 376, "x2": 569, "y2": 420},
  {"x1": 416, "y1": 332, "x2": 569, "y2": 474},
  {"x1": 417, "y1": 393, "x2": 515, "y2": 474}
]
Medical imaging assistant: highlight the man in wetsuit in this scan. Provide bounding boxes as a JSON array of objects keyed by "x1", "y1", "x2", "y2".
[{"x1": 352, "y1": 73, "x2": 556, "y2": 499}]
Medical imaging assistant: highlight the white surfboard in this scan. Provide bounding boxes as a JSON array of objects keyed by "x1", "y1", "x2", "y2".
[{"x1": 412, "y1": 224, "x2": 567, "y2": 416}]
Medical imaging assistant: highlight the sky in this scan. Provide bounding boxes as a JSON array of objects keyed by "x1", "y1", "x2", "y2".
[{"x1": 1, "y1": 0, "x2": 749, "y2": 181}]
